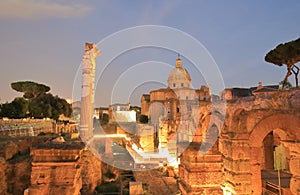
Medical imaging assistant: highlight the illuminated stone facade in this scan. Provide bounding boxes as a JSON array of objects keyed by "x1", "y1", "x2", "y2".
[
  {"x1": 140, "y1": 55, "x2": 300, "y2": 194},
  {"x1": 137, "y1": 124, "x2": 155, "y2": 152},
  {"x1": 26, "y1": 140, "x2": 102, "y2": 195},
  {"x1": 108, "y1": 103, "x2": 136, "y2": 123},
  {"x1": 219, "y1": 89, "x2": 300, "y2": 194},
  {"x1": 179, "y1": 143, "x2": 223, "y2": 194},
  {"x1": 27, "y1": 142, "x2": 85, "y2": 195},
  {"x1": 141, "y1": 55, "x2": 211, "y2": 144},
  {"x1": 177, "y1": 88, "x2": 300, "y2": 195}
]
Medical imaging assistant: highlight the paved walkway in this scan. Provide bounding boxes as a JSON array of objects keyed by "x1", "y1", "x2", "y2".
[{"x1": 134, "y1": 169, "x2": 179, "y2": 195}]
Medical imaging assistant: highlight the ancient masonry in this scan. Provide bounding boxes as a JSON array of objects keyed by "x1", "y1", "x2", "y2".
[
  {"x1": 26, "y1": 141, "x2": 85, "y2": 195},
  {"x1": 141, "y1": 56, "x2": 300, "y2": 194},
  {"x1": 0, "y1": 119, "x2": 77, "y2": 137},
  {"x1": 0, "y1": 119, "x2": 54, "y2": 136},
  {"x1": 178, "y1": 89, "x2": 300, "y2": 195},
  {"x1": 25, "y1": 139, "x2": 102, "y2": 195}
]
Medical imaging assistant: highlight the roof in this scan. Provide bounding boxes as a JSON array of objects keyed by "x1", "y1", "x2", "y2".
[
  {"x1": 224, "y1": 84, "x2": 279, "y2": 97},
  {"x1": 151, "y1": 87, "x2": 174, "y2": 93},
  {"x1": 168, "y1": 66, "x2": 191, "y2": 82},
  {"x1": 252, "y1": 87, "x2": 277, "y2": 94},
  {"x1": 110, "y1": 103, "x2": 130, "y2": 106}
]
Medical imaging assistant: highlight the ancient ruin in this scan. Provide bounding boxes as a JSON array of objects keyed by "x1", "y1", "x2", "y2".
[
  {"x1": 140, "y1": 56, "x2": 300, "y2": 194},
  {"x1": 0, "y1": 45, "x2": 299, "y2": 195},
  {"x1": 80, "y1": 43, "x2": 101, "y2": 140}
]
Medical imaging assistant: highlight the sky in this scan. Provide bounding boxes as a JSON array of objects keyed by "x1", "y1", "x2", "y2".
[{"x1": 0, "y1": 0, "x2": 299, "y2": 106}]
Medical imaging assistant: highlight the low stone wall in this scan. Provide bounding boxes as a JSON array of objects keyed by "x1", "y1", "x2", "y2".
[
  {"x1": 0, "y1": 119, "x2": 77, "y2": 137},
  {"x1": 0, "y1": 119, "x2": 54, "y2": 136},
  {"x1": 0, "y1": 137, "x2": 40, "y2": 195}
]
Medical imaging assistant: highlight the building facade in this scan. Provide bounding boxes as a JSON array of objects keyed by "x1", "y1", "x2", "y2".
[{"x1": 141, "y1": 55, "x2": 211, "y2": 144}]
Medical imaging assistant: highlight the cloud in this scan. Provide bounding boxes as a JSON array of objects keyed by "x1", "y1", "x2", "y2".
[
  {"x1": 139, "y1": 0, "x2": 182, "y2": 24},
  {"x1": 0, "y1": 0, "x2": 92, "y2": 19}
]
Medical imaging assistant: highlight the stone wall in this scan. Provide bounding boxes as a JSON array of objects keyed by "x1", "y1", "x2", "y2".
[
  {"x1": 28, "y1": 141, "x2": 85, "y2": 195},
  {"x1": 0, "y1": 119, "x2": 54, "y2": 137},
  {"x1": 0, "y1": 119, "x2": 77, "y2": 137},
  {"x1": 179, "y1": 143, "x2": 223, "y2": 195},
  {"x1": 0, "y1": 136, "x2": 103, "y2": 195},
  {"x1": 0, "y1": 137, "x2": 40, "y2": 195},
  {"x1": 219, "y1": 89, "x2": 300, "y2": 194},
  {"x1": 178, "y1": 88, "x2": 300, "y2": 195},
  {"x1": 80, "y1": 149, "x2": 102, "y2": 195},
  {"x1": 27, "y1": 139, "x2": 102, "y2": 195}
]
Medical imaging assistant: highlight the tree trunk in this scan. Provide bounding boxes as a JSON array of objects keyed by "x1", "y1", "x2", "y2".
[
  {"x1": 283, "y1": 66, "x2": 293, "y2": 89},
  {"x1": 296, "y1": 73, "x2": 299, "y2": 88},
  {"x1": 291, "y1": 64, "x2": 299, "y2": 88}
]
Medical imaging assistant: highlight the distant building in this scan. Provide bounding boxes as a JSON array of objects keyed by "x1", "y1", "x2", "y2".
[
  {"x1": 72, "y1": 101, "x2": 108, "y2": 121},
  {"x1": 141, "y1": 55, "x2": 211, "y2": 143},
  {"x1": 98, "y1": 107, "x2": 109, "y2": 119},
  {"x1": 108, "y1": 103, "x2": 136, "y2": 123},
  {"x1": 140, "y1": 94, "x2": 150, "y2": 116},
  {"x1": 252, "y1": 82, "x2": 278, "y2": 97},
  {"x1": 94, "y1": 108, "x2": 100, "y2": 119},
  {"x1": 220, "y1": 82, "x2": 279, "y2": 100},
  {"x1": 72, "y1": 101, "x2": 81, "y2": 121}
]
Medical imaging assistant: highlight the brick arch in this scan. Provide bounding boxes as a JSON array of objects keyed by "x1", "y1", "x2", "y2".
[
  {"x1": 248, "y1": 113, "x2": 300, "y2": 194},
  {"x1": 226, "y1": 108, "x2": 247, "y2": 133},
  {"x1": 193, "y1": 112, "x2": 224, "y2": 142},
  {"x1": 249, "y1": 113, "x2": 300, "y2": 148}
]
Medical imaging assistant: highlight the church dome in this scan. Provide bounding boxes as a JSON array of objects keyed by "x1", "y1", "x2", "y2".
[{"x1": 168, "y1": 55, "x2": 191, "y2": 89}]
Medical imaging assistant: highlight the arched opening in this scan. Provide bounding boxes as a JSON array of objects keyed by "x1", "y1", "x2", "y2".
[
  {"x1": 260, "y1": 129, "x2": 292, "y2": 194},
  {"x1": 193, "y1": 112, "x2": 223, "y2": 143},
  {"x1": 248, "y1": 113, "x2": 300, "y2": 195},
  {"x1": 261, "y1": 129, "x2": 289, "y2": 170}
]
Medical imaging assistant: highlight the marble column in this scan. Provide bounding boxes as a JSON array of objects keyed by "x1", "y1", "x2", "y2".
[{"x1": 80, "y1": 43, "x2": 100, "y2": 141}]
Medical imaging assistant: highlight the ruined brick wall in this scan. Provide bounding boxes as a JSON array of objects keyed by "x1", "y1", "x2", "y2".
[
  {"x1": 220, "y1": 89, "x2": 300, "y2": 194},
  {"x1": 0, "y1": 138, "x2": 35, "y2": 195},
  {"x1": 80, "y1": 149, "x2": 102, "y2": 195}
]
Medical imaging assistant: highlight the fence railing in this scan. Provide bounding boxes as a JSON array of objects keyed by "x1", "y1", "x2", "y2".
[{"x1": 262, "y1": 182, "x2": 281, "y2": 195}]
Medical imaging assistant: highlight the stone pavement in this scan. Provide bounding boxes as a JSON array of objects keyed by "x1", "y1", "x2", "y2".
[{"x1": 134, "y1": 169, "x2": 179, "y2": 195}]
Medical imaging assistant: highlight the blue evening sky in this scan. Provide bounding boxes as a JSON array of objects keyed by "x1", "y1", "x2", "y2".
[{"x1": 0, "y1": 0, "x2": 299, "y2": 106}]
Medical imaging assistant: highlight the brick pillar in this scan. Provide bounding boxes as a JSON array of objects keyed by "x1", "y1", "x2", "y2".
[
  {"x1": 282, "y1": 141, "x2": 300, "y2": 195},
  {"x1": 250, "y1": 147, "x2": 262, "y2": 195},
  {"x1": 221, "y1": 136, "x2": 252, "y2": 195}
]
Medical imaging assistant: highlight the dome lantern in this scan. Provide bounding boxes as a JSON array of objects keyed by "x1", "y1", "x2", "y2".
[{"x1": 168, "y1": 55, "x2": 191, "y2": 89}]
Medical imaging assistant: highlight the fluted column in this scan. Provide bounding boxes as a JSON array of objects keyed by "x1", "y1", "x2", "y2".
[{"x1": 80, "y1": 43, "x2": 100, "y2": 141}]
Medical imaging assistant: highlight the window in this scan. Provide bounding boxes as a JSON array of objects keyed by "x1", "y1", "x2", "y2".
[
  {"x1": 181, "y1": 83, "x2": 184, "y2": 87},
  {"x1": 186, "y1": 96, "x2": 188, "y2": 100},
  {"x1": 173, "y1": 83, "x2": 176, "y2": 87}
]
